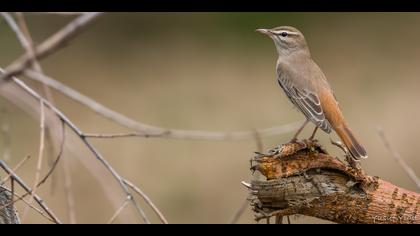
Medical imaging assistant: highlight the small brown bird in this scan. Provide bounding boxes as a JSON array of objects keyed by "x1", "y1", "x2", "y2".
[{"x1": 257, "y1": 26, "x2": 367, "y2": 160}]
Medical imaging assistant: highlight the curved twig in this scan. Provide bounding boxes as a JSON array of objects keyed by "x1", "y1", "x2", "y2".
[
  {"x1": 36, "y1": 120, "x2": 66, "y2": 188},
  {"x1": 23, "y1": 69, "x2": 301, "y2": 141},
  {"x1": 123, "y1": 179, "x2": 169, "y2": 224}
]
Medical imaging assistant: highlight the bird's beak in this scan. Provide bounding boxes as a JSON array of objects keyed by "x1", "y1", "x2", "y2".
[{"x1": 256, "y1": 28, "x2": 272, "y2": 36}]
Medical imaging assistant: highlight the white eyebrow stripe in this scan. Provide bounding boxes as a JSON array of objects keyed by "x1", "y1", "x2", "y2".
[{"x1": 272, "y1": 30, "x2": 299, "y2": 36}]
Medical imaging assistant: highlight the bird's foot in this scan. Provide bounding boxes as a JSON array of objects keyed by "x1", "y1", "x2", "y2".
[
  {"x1": 289, "y1": 137, "x2": 298, "y2": 143},
  {"x1": 330, "y1": 139, "x2": 363, "y2": 170}
]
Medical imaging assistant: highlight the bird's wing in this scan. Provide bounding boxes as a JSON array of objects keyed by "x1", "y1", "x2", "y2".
[{"x1": 277, "y1": 77, "x2": 332, "y2": 133}]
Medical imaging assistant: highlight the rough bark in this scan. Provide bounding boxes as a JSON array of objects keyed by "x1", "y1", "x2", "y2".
[
  {"x1": 246, "y1": 139, "x2": 420, "y2": 224},
  {"x1": 0, "y1": 186, "x2": 20, "y2": 224}
]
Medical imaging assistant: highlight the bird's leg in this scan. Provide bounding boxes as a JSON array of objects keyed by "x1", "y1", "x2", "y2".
[
  {"x1": 290, "y1": 119, "x2": 309, "y2": 143},
  {"x1": 309, "y1": 126, "x2": 318, "y2": 140}
]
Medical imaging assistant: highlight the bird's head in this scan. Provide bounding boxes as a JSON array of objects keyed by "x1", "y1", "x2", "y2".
[{"x1": 256, "y1": 26, "x2": 310, "y2": 56}]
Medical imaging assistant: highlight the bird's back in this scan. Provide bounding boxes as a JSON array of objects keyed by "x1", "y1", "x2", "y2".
[
  {"x1": 277, "y1": 54, "x2": 332, "y2": 94},
  {"x1": 276, "y1": 55, "x2": 334, "y2": 133}
]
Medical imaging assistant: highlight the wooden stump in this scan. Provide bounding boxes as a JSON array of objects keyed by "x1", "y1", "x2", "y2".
[{"x1": 245, "y1": 139, "x2": 420, "y2": 224}]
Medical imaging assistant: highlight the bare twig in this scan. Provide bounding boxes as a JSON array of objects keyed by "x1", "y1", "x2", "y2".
[
  {"x1": 2, "y1": 12, "x2": 44, "y2": 77},
  {"x1": 35, "y1": 101, "x2": 46, "y2": 184},
  {"x1": 11, "y1": 122, "x2": 65, "y2": 220},
  {"x1": 107, "y1": 198, "x2": 131, "y2": 224},
  {"x1": 0, "y1": 12, "x2": 104, "y2": 81},
  {"x1": 22, "y1": 100, "x2": 46, "y2": 221},
  {"x1": 28, "y1": 12, "x2": 89, "y2": 16},
  {"x1": 0, "y1": 12, "x2": 31, "y2": 50},
  {"x1": 229, "y1": 198, "x2": 249, "y2": 224},
  {"x1": 83, "y1": 132, "x2": 166, "y2": 139},
  {"x1": 10, "y1": 178, "x2": 14, "y2": 218},
  {"x1": 123, "y1": 179, "x2": 168, "y2": 224},
  {"x1": 0, "y1": 155, "x2": 31, "y2": 185},
  {"x1": 62, "y1": 154, "x2": 77, "y2": 224},
  {"x1": 6, "y1": 12, "x2": 60, "y2": 189},
  {"x1": 12, "y1": 12, "x2": 75, "y2": 223},
  {"x1": 377, "y1": 126, "x2": 420, "y2": 190},
  {"x1": 23, "y1": 69, "x2": 301, "y2": 141},
  {"x1": 0, "y1": 109, "x2": 11, "y2": 161},
  {"x1": 0, "y1": 160, "x2": 61, "y2": 223},
  {"x1": 35, "y1": 120, "x2": 65, "y2": 188},
  {"x1": 0, "y1": 71, "x2": 150, "y2": 224},
  {"x1": 14, "y1": 12, "x2": 54, "y2": 99}
]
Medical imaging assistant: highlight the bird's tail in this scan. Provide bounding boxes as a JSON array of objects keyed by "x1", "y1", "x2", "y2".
[{"x1": 335, "y1": 124, "x2": 368, "y2": 160}]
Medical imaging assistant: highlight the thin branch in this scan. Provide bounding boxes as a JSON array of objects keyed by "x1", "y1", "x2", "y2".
[
  {"x1": 83, "y1": 132, "x2": 166, "y2": 139},
  {"x1": 35, "y1": 120, "x2": 65, "y2": 188},
  {"x1": 0, "y1": 71, "x2": 150, "y2": 224},
  {"x1": 377, "y1": 126, "x2": 420, "y2": 190},
  {"x1": 13, "y1": 12, "x2": 75, "y2": 224},
  {"x1": 0, "y1": 12, "x2": 31, "y2": 50},
  {"x1": 0, "y1": 155, "x2": 31, "y2": 185},
  {"x1": 229, "y1": 198, "x2": 249, "y2": 224},
  {"x1": 0, "y1": 160, "x2": 61, "y2": 223},
  {"x1": 0, "y1": 109, "x2": 11, "y2": 161},
  {"x1": 10, "y1": 178, "x2": 14, "y2": 220},
  {"x1": 0, "y1": 12, "x2": 104, "y2": 81},
  {"x1": 2, "y1": 12, "x2": 44, "y2": 80},
  {"x1": 14, "y1": 12, "x2": 54, "y2": 99},
  {"x1": 62, "y1": 154, "x2": 77, "y2": 224},
  {"x1": 28, "y1": 12, "x2": 89, "y2": 16},
  {"x1": 123, "y1": 179, "x2": 168, "y2": 224},
  {"x1": 4, "y1": 12, "x2": 60, "y2": 179},
  {"x1": 35, "y1": 101, "x2": 46, "y2": 186},
  {"x1": 23, "y1": 69, "x2": 301, "y2": 141},
  {"x1": 107, "y1": 198, "x2": 130, "y2": 224},
  {"x1": 22, "y1": 100, "x2": 46, "y2": 221}
]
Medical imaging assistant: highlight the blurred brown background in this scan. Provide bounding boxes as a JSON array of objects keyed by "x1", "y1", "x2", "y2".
[{"x1": 0, "y1": 13, "x2": 419, "y2": 224}]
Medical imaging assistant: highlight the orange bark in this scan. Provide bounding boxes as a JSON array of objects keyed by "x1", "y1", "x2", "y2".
[{"x1": 248, "y1": 140, "x2": 419, "y2": 224}]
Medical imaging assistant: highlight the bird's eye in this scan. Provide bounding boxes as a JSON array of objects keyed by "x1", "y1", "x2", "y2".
[{"x1": 281, "y1": 32, "x2": 288, "y2": 37}]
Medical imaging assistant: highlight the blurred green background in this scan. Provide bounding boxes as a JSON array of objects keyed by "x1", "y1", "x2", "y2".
[{"x1": 0, "y1": 13, "x2": 419, "y2": 224}]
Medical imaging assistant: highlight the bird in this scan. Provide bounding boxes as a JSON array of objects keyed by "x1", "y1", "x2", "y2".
[{"x1": 256, "y1": 26, "x2": 367, "y2": 160}]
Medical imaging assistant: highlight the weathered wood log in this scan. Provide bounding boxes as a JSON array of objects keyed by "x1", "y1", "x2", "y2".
[
  {"x1": 246, "y1": 139, "x2": 419, "y2": 224},
  {"x1": 0, "y1": 186, "x2": 20, "y2": 224}
]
